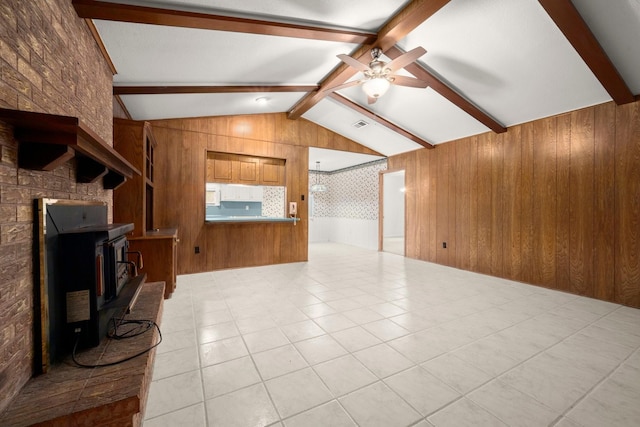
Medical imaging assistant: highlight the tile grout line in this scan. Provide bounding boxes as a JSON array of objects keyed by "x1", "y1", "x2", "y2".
[{"x1": 146, "y1": 246, "x2": 640, "y2": 427}]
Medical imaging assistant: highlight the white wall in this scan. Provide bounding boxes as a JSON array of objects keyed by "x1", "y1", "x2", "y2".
[
  {"x1": 309, "y1": 160, "x2": 387, "y2": 250},
  {"x1": 308, "y1": 216, "x2": 330, "y2": 243},
  {"x1": 309, "y1": 217, "x2": 378, "y2": 249}
]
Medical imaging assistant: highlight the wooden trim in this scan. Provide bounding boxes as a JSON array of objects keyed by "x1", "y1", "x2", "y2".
[
  {"x1": 288, "y1": 0, "x2": 452, "y2": 119},
  {"x1": 114, "y1": 85, "x2": 318, "y2": 95},
  {"x1": 287, "y1": 45, "x2": 372, "y2": 120},
  {"x1": 538, "y1": 0, "x2": 635, "y2": 105},
  {"x1": 328, "y1": 92, "x2": 434, "y2": 149},
  {"x1": 114, "y1": 95, "x2": 132, "y2": 119},
  {"x1": 386, "y1": 45, "x2": 507, "y2": 134},
  {"x1": 72, "y1": 0, "x2": 376, "y2": 44},
  {"x1": 375, "y1": 0, "x2": 451, "y2": 52},
  {"x1": 0, "y1": 108, "x2": 140, "y2": 182},
  {"x1": 84, "y1": 18, "x2": 117, "y2": 75}
]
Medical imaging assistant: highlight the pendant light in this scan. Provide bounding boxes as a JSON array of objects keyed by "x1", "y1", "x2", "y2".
[{"x1": 310, "y1": 161, "x2": 327, "y2": 192}]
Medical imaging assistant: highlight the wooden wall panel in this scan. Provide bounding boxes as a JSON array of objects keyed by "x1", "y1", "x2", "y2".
[
  {"x1": 436, "y1": 144, "x2": 450, "y2": 265},
  {"x1": 389, "y1": 100, "x2": 640, "y2": 308},
  {"x1": 520, "y1": 122, "x2": 535, "y2": 284},
  {"x1": 455, "y1": 139, "x2": 471, "y2": 270},
  {"x1": 153, "y1": 127, "x2": 182, "y2": 229},
  {"x1": 407, "y1": 152, "x2": 422, "y2": 260},
  {"x1": 468, "y1": 136, "x2": 479, "y2": 271},
  {"x1": 502, "y1": 126, "x2": 522, "y2": 281},
  {"x1": 532, "y1": 117, "x2": 557, "y2": 288},
  {"x1": 476, "y1": 133, "x2": 493, "y2": 274},
  {"x1": 615, "y1": 102, "x2": 640, "y2": 307},
  {"x1": 569, "y1": 108, "x2": 595, "y2": 296},
  {"x1": 556, "y1": 113, "x2": 572, "y2": 292},
  {"x1": 490, "y1": 133, "x2": 504, "y2": 276},
  {"x1": 150, "y1": 113, "x2": 372, "y2": 273},
  {"x1": 593, "y1": 103, "x2": 616, "y2": 301},
  {"x1": 448, "y1": 143, "x2": 457, "y2": 266},
  {"x1": 147, "y1": 102, "x2": 639, "y2": 307},
  {"x1": 428, "y1": 147, "x2": 438, "y2": 262}
]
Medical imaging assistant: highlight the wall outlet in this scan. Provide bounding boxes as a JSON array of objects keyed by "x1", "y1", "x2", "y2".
[{"x1": 195, "y1": 246, "x2": 200, "y2": 254}]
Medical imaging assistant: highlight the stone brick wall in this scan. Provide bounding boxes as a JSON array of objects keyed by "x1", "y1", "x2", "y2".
[{"x1": 0, "y1": 1, "x2": 114, "y2": 412}]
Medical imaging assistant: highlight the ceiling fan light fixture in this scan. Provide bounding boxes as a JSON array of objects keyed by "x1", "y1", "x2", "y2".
[{"x1": 362, "y1": 77, "x2": 391, "y2": 99}]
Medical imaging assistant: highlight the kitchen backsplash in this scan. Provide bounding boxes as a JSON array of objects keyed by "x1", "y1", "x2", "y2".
[{"x1": 262, "y1": 186, "x2": 286, "y2": 217}]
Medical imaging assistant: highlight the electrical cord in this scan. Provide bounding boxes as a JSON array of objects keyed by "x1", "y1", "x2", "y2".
[{"x1": 71, "y1": 318, "x2": 162, "y2": 368}]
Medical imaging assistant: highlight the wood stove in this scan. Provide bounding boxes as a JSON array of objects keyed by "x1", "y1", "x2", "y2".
[{"x1": 55, "y1": 223, "x2": 143, "y2": 358}]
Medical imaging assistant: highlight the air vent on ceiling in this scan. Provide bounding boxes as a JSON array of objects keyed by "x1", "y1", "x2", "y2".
[{"x1": 352, "y1": 119, "x2": 369, "y2": 129}]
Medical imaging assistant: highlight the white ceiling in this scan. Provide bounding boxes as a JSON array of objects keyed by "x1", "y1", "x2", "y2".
[
  {"x1": 309, "y1": 147, "x2": 384, "y2": 172},
  {"x1": 92, "y1": 0, "x2": 639, "y2": 165}
]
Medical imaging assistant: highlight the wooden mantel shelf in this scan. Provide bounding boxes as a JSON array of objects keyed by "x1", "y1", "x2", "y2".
[{"x1": 0, "y1": 108, "x2": 141, "y2": 189}]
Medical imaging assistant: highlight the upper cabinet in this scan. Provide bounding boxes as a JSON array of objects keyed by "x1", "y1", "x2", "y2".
[
  {"x1": 207, "y1": 153, "x2": 233, "y2": 182},
  {"x1": 113, "y1": 118, "x2": 157, "y2": 237},
  {"x1": 260, "y1": 158, "x2": 286, "y2": 186},
  {"x1": 236, "y1": 157, "x2": 259, "y2": 184},
  {"x1": 207, "y1": 152, "x2": 285, "y2": 186}
]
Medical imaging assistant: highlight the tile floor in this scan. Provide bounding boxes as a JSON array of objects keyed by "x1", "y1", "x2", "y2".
[{"x1": 143, "y1": 243, "x2": 640, "y2": 427}]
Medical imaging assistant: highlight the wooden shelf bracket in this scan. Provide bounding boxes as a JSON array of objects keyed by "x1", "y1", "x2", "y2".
[{"x1": 0, "y1": 108, "x2": 141, "y2": 189}]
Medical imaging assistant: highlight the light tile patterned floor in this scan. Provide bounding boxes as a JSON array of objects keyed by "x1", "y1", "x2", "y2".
[{"x1": 143, "y1": 243, "x2": 640, "y2": 427}]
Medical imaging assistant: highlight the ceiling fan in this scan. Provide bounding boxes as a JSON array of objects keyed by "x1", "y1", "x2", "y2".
[{"x1": 324, "y1": 47, "x2": 429, "y2": 104}]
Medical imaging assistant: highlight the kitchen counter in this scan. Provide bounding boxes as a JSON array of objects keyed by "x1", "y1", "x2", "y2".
[{"x1": 206, "y1": 215, "x2": 299, "y2": 223}]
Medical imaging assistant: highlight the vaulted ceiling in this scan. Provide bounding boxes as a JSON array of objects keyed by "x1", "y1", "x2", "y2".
[{"x1": 75, "y1": 0, "x2": 640, "y2": 166}]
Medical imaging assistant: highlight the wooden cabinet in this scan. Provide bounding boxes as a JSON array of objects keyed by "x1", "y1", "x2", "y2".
[
  {"x1": 114, "y1": 118, "x2": 178, "y2": 298},
  {"x1": 113, "y1": 118, "x2": 156, "y2": 235},
  {"x1": 207, "y1": 153, "x2": 233, "y2": 182},
  {"x1": 129, "y1": 230, "x2": 178, "y2": 298},
  {"x1": 207, "y1": 151, "x2": 285, "y2": 186},
  {"x1": 259, "y1": 158, "x2": 286, "y2": 185},
  {"x1": 235, "y1": 157, "x2": 260, "y2": 184}
]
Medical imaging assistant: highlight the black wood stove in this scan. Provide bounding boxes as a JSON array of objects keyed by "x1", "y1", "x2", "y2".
[{"x1": 55, "y1": 223, "x2": 144, "y2": 359}]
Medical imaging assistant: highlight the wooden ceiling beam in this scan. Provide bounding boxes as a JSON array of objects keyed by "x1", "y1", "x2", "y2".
[
  {"x1": 386, "y1": 45, "x2": 506, "y2": 134},
  {"x1": 72, "y1": 0, "x2": 376, "y2": 44},
  {"x1": 288, "y1": 0, "x2": 451, "y2": 119},
  {"x1": 539, "y1": 0, "x2": 635, "y2": 105},
  {"x1": 328, "y1": 93, "x2": 434, "y2": 149},
  {"x1": 114, "y1": 85, "x2": 319, "y2": 95}
]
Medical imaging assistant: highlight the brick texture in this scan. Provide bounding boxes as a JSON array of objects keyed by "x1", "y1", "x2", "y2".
[{"x1": 0, "y1": 0, "x2": 114, "y2": 413}]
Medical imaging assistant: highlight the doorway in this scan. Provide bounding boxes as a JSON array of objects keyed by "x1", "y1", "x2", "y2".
[{"x1": 380, "y1": 170, "x2": 405, "y2": 255}]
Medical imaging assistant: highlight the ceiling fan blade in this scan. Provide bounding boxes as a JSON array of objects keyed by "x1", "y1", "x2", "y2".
[
  {"x1": 322, "y1": 79, "x2": 362, "y2": 93},
  {"x1": 337, "y1": 54, "x2": 371, "y2": 73},
  {"x1": 390, "y1": 75, "x2": 429, "y2": 88},
  {"x1": 367, "y1": 96, "x2": 378, "y2": 105},
  {"x1": 386, "y1": 46, "x2": 426, "y2": 72}
]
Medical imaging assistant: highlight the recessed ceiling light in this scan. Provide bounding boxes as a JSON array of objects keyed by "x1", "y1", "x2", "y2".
[{"x1": 255, "y1": 97, "x2": 270, "y2": 105}]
